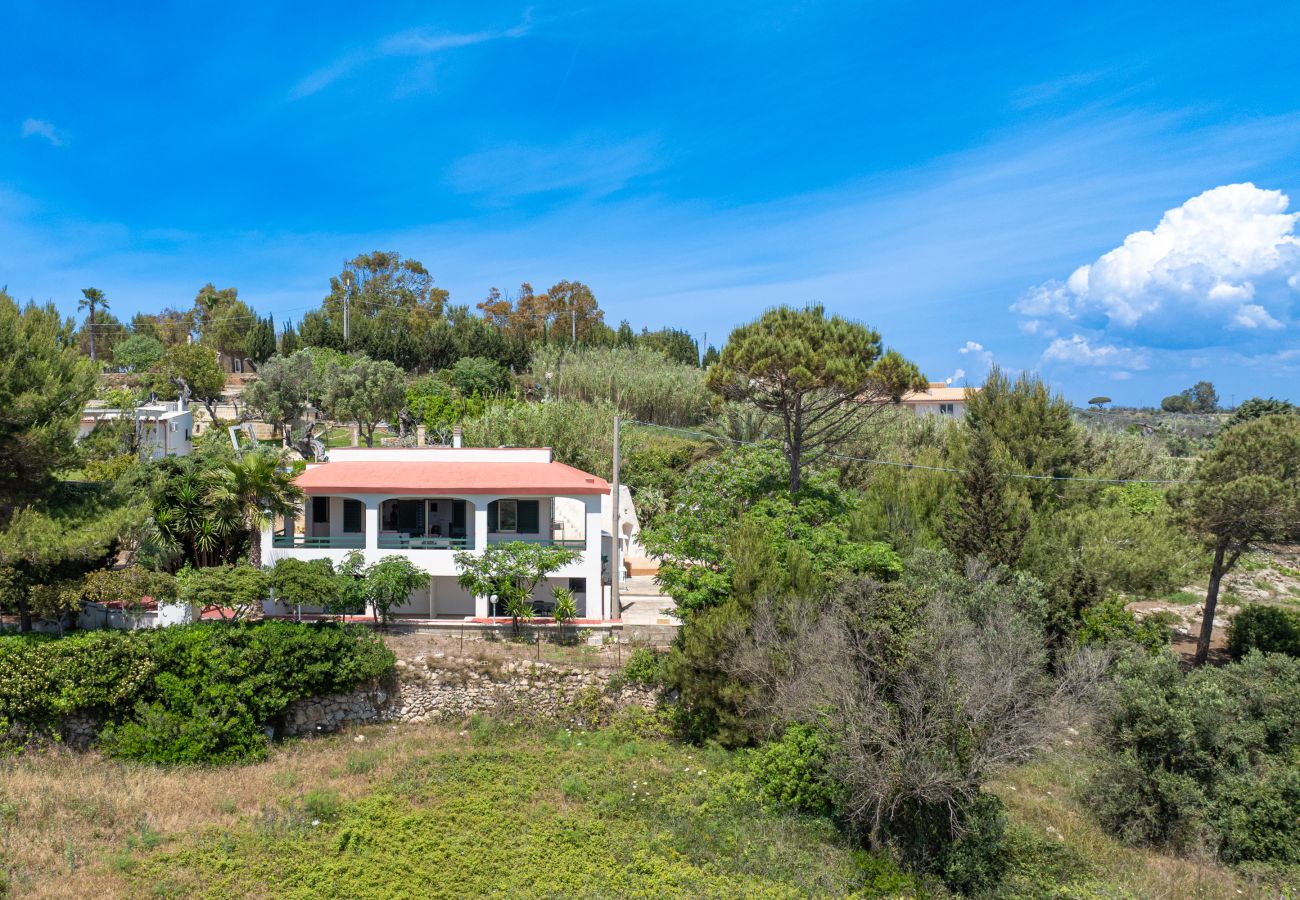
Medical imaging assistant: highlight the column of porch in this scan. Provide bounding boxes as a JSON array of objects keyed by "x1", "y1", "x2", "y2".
[
  {"x1": 363, "y1": 496, "x2": 380, "y2": 618},
  {"x1": 583, "y1": 494, "x2": 604, "y2": 620},
  {"x1": 473, "y1": 498, "x2": 490, "y2": 618}
]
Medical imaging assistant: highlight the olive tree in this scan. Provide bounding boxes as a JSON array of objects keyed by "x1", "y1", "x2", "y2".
[
  {"x1": 321, "y1": 354, "x2": 406, "y2": 447},
  {"x1": 1175, "y1": 414, "x2": 1300, "y2": 665},
  {"x1": 363, "y1": 555, "x2": 430, "y2": 625},
  {"x1": 454, "y1": 542, "x2": 579, "y2": 635},
  {"x1": 706, "y1": 304, "x2": 925, "y2": 494},
  {"x1": 243, "y1": 350, "x2": 313, "y2": 445}
]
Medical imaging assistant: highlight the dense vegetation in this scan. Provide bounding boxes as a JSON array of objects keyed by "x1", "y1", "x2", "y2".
[
  {"x1": 6, "y1": 261, "x2": 1300, "y2": 896},
  {"x1": 0, "y1": 622, "x2": 394, "y2": 764}
]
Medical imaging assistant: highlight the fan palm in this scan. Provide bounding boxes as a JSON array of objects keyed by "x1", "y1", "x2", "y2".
[
  {"x1": 78, "y1": 287, "x2": 109, "y2": 364},
  {"x1": 207, "y1": 448, "x2": 304, "y2": 567}
]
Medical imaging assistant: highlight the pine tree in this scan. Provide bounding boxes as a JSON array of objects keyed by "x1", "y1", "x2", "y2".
[{"x1": 942, "y1": 426, "x2": 1029, "y2": 568}]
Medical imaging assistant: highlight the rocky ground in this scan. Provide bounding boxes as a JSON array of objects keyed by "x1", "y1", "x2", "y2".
[{"x1": 1129, "y1": 542, "x2": 1300, "y2": 660}]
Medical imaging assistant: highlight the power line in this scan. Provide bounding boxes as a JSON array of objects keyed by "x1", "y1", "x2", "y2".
[{"x1": 625, "y1": 419, "x2": 1192, "y2": 485}]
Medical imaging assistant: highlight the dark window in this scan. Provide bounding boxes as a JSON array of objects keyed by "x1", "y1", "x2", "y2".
[
  {"x1": 490, "y1": 499, "x2": 539, "y2": 534},
  {"x1": 517, "y1": 500, "x2": 540, "y2": 534},
  {"x1": 312, "y1": 496, "x2": 330, "y2": 523},
  {"x1": 343, "y1": 499, "x2": 364, "y2": 533},
  {"x1": 497, "y1": 499, "x2": 518, "y2": 532},
  {"x1": 568, "y1": 578, "x2": 586, "y2": 594}
]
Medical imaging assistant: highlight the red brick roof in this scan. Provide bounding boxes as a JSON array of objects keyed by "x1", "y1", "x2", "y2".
[{"x1": 294, "y1": 461, "x2": 609, "y2": 495}]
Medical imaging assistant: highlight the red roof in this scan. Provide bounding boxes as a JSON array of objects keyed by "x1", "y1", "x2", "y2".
[{"x1": 294, "y1": 461, "x2": 610, "y2": 495}]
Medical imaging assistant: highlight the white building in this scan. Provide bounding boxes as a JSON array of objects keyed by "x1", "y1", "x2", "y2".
[
  {"x1": 897, "y1": 383, "x2": 976, "y2": 418},
  {"x1": 260, "y1": 446, "x2": 611, "y2": 621},
  {"x1": 78, "y1": 400, "x2": 193, "y2": 459}
]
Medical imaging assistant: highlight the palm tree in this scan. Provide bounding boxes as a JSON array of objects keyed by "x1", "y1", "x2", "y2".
[
  {"x1": 207, "y1": 448, "x2": 304, "y2": 567},
  {"x1": 149, "y1": 462, "x2": 241, "y2": 568},
  {"x1": 78, "y1": 287, "x2": 109, "y2": 364}
]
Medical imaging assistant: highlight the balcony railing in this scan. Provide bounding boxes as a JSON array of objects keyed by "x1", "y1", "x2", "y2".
[
  {"x1": 488, "y1": 536, "x2": 587, "y2": 550},
  {"x1": 377, "y1": 534, "x2": 472, "y2": 550},
  {"x1": 272, "y1": 533, "x2": 365, "y2": 549}
]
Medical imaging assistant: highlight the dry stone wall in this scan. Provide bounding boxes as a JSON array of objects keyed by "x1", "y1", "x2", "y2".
[{"x1": 282, "y1": 654, "x2": 657, "y2": 737}]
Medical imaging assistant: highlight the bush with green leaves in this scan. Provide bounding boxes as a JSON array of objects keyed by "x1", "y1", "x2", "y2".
[
  {"x1": 750, "y1": 724, "x2": 841, "y2": 816},
  {"x1": 1090, "y1": 650, "x2": 1300, "y2": 867},
  {"x1": 642, "y1": 444, "x2": 902, "y2": 616},
  {"x1": 0, "y1": 622, "x2": 395, "y2": 764},
  {"x1": 1228, "y1": 604, "x2": 1300, "y2": 659},
  {"x1": 621, "y1": 647, "x2": 666, "y2": 686},
  {"x1": 1076, "y1": 596, "x2": 1171, "y2": 651}
]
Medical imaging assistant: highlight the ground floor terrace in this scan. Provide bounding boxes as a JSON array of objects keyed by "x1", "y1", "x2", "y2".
[{"x1": 263, "y1": 573, "x2": 604, "y2": 620}]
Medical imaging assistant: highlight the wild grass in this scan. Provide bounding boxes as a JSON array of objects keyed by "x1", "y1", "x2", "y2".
[
  {"x1": 1, "y1": 718, "x2": 1276, "y2": 898},
  {"x1": 990, "y1": 745, "x2": 1281, "y2": 899},
  {"x1": 0, "y1": 719, "x2": 880, "y2": 899}
]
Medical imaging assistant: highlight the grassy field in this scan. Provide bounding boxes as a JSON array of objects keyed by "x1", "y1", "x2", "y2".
[{"x1": 0, "y1": 715, "x2": 1284, "y2": 898}]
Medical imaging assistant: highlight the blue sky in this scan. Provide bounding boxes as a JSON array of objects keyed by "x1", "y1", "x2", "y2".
[{"x1": 3, "y1": 1, "x2": 1300, "y2": 404}]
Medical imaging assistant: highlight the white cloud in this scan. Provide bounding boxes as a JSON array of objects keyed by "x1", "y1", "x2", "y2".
[
  {"x1": 1014, "y1": 183, "x2": 1300, "y2": 340},
  {"x1": 1041, "y1": 334, "x2": 1149, "y2": 369},
  {"x1": 946, "y1": 340, "x2": 994, "y2": 384},
  {"x1": 290, "y1": 14, "x2": 532, "y2": 99},
  {"x1": 20, "y1": 117, "x2": 64, "y2": 147}
]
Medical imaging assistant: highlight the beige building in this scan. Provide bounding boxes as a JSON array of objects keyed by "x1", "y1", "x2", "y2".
[{"x1": 898, "y1": 383, "x2": 976, "y2": 418}]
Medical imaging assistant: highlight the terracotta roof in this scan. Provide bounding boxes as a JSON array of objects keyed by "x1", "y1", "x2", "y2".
[
  {"x1": 899, "y1": 385, "x2": 973, "y2": 403},
  {"x1": 295, "y1": 461, "x2": 610, "y2": 495}
]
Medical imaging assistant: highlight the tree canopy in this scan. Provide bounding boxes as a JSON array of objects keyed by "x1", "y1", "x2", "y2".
[
  {"x1": 0, "y1": 292, "x2": 97, "y2": 505},
  {"x1": 321, "y1": 355, "x2": 406, "y2": 447},
  {"x1": 1176, "y1": 414, "x2": 1300, "y2": 664},
  {"x1": 707, "y1": 304, "x2": 925, "y2": 494}
]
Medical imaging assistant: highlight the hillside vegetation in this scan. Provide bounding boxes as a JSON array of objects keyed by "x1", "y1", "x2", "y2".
[{"x1": 0, "y1": 713, "x2": 1278, "y2": 899}]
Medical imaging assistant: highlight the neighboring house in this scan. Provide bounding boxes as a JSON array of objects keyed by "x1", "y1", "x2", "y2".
[
  {"x1": 897, "y1": 383, "x2": 977, "y2": 418},
  {"x1": 261, "y1": 446, "x2": 611, "y2": 621},
  {"x1": 78, "y1": 400, "x2": 194, "y2": 459}
]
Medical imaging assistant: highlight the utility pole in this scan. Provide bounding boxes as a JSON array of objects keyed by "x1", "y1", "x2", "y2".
[
  {"x1": 342, "y1": 269, "x2": 351, "y2": 348},
  {"x1": 571, "y1": 308, "x2": 577, "y2": 345},
  {"x1": 610, "y1": 414, "x2": 622, "y2": 621}
]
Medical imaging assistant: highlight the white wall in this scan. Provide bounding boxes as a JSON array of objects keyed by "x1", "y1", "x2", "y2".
[{"x1": 263, "y1": 491, "x2": 605, "y2": 619}]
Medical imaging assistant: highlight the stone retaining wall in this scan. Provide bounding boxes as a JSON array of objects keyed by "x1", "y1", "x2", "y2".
[{"x1": 282, "y1": 655, "x2": 658, "y2": 737}]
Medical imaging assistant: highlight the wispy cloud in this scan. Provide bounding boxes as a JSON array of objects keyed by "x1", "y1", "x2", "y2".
[
  {"x1": 289, "y1": 13, "x2": 533, "y2": 100},
  {"x1": 20, "y1": 117, "x2": 66, "y2": 147},
  {"x1": 449, "y1": 134, "x2": 662, "y2": 201}
]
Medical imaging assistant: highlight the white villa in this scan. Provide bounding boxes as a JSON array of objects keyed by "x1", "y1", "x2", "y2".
[
  {"x1": 78, "y1": 399, "x2": 193, "y2": 459},
  {"x1": 898, "y1": 383, "x2": 977, "y2": 418},
  {"x1": 261, "y1": 446, "x2": 612, "y2": 621}
]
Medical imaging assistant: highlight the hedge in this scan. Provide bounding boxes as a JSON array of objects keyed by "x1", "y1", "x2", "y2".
[{"x1": 0, "y1": 622, "x2": 395, "y2": 764}]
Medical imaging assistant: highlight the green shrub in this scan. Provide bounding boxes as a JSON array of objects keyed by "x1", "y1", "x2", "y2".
[
  {"x1": 0, "y1": 622, "x2": 395, "y2": 765},
  {"x1": 1090, "y1": 650, "x2": 1300, "y2": 866},
  {"x1": 1076, "y1": 597, "x2": 1170, "y2": 651},
  {"x1": 99, "y1": 699, "x2": 268, "y2": 765},
  {"x1": 750, "y1": 724, "x2": 841, "y2": 816},
  {"x1": 889, "y1": 793, "x2": 1009, "y2": 894},
  {"x1": 622, "y1": 648, "x2": 666, "y2": 686},
  {"x1": 1228, "y1": 605, "x2": 1300, "y2": 659}
]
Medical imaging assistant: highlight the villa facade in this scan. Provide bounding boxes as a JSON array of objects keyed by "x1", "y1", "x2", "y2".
[{"x1": 261, "y1": 446, "x2": 610, "y2": 620}]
